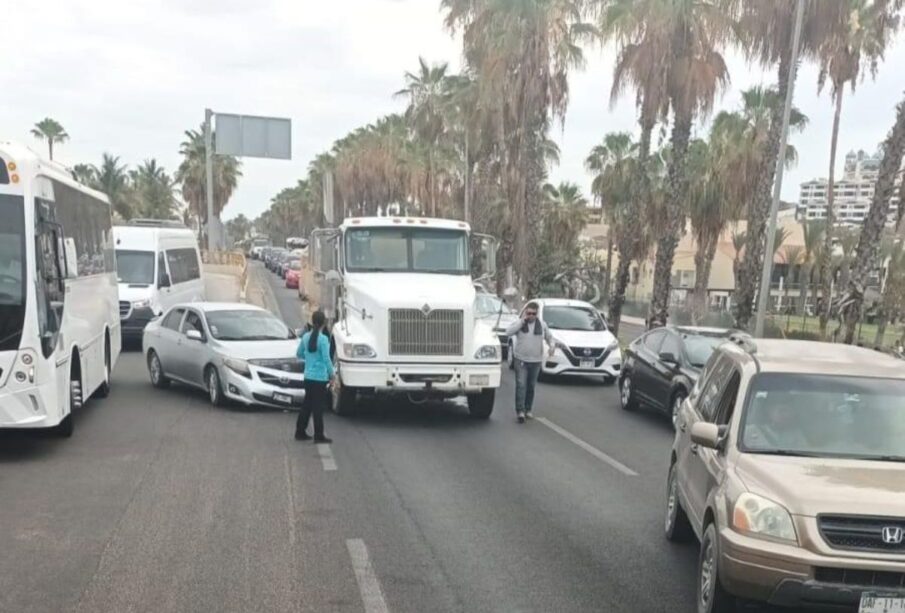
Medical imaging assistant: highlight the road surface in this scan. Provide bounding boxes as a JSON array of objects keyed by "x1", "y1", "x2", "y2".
[{"x1": 0, "y1": 263, "x2": 761, "y2": 613}]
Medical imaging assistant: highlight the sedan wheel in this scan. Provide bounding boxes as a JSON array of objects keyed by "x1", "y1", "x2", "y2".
[
  {"x1": 671, "y1": 392, "x2": 686, "y2": 430},
  {"x1": 620, "y1": 375, "x2": 637, "y2": 411},
  {"x1": 207, "y1": 367, "x2": 225, "y2": 407},
  {"x1": 148, "y1": 351, "x2": 170, "y2": 389}
]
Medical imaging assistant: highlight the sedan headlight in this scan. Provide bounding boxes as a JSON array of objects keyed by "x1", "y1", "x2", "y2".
[
  {"x1": 343, "y1": 343, "x2": 377, "y2": 359},
  {"x1": 224, "y1": 357, "x2": 251, "y2": 378},
  {"x1": 132, "y1": 299, "x2": 151, "y2": 309},
  {"x1": 474, "y1": 344, "x2": 500, "y2": 360},
  {"x1": 732, "y1": 493, "x2": 797, "y2": 543}
]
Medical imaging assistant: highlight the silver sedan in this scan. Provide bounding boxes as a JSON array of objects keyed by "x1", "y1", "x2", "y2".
[{"x1": 143, "y1": 302, "x2": 305, "y2": 408}]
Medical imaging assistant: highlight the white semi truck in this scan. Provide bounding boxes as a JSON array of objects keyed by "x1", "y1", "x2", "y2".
[{"x1": 309, "y1": 216, "x2": 502, "y2": 418}]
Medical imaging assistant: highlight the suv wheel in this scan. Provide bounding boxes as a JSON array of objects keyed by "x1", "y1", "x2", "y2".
[
  {"x1": 620, "y1": 375, "x2": 637, "y2": 411},
  {"x1": 665, "y1": 463, "x2": 693, "y2": 542},
  {"x1": 697, "y1": 523, "x2": 735, "y2": 613}
]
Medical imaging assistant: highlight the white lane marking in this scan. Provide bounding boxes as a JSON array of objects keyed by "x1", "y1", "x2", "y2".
[
  {"x1": 536, "y1": 417, "x2": 638, "y2": 476},
  {"x1": 317, "y1": 443, "x2": 337, "y2": 471},
  {"x1": 346, "y1": 539, "x2": 390, "y2": 613},
  {"x1": 283, "y1": 450, "x2": 297, "y2": 546}
]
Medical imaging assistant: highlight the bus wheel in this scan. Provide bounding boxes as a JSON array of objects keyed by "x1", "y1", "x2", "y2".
[
  {"x1": 55, "y1": 377, "x2": 80, "y2": 438},
  {"x1": 94, "y1": 338, "x2": 112, "y2": 399}
]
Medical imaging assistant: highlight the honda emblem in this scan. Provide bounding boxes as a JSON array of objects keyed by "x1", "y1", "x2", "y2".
[{"x1": 881, "y1": 526, "x2": 904, "y2": 545}]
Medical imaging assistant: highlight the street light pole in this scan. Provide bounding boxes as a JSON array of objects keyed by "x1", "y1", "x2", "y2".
[
  {"x1": 754, "y1": 0, "x2": 805, "y2": 338},
  {"x1": 204, "y1": 108, "x2": 216, "y2": 250}
]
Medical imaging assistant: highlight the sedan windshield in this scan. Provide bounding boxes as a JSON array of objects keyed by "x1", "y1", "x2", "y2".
[
  {"x1": 475, "y1": 294, "x2": 515, "y2": 317},
  {"x1": 206, "y1": 310, "x2": 294, "y2": 341},
  {"x1": 544, "y1": 306, "x2": 606, "y2": 331},
  {"x1": 741, "y1": 373, "x2": 905, "y2": 462},
  {"x1": 682, "y1": 335, "x2": 724, "y2": 368},
  {"x1": 116, "y1": 250, "x2": 155, "y2": 285}
]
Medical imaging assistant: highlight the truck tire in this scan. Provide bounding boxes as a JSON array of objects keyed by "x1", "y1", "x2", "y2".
[
  {"x1": 331, "y1": 373, "x2": 357, "y2": 416},
  {"x1": 467, "y1": 389, "x2": 495, "y2": 419}
]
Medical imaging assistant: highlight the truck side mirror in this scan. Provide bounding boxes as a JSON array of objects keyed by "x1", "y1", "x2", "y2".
[
  {"x1": 158, "y1": 273, "x2": 171, "y2": 289},
  {"x1": 325, "y1": 270, "x2": 342, "y2": 286}
]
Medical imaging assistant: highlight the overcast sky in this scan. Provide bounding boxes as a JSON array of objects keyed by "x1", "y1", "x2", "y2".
[{"x1": 2, "y1": 0, "x2": 904, "y2": 222}]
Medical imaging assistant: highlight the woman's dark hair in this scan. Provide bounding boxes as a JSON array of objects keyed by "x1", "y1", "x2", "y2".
[{"x1": 308, "y1": 310, "x2": 327, "y2": 352}]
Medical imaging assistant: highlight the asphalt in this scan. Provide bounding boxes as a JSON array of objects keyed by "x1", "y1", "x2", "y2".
[{"x1": 0, "y1": 263, "x2": 778, "y2": 613}]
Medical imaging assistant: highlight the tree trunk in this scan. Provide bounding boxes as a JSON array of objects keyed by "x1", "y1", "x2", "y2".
[
  {"x1": 842, "y1": 94, "x2": 905, "y2": 343},
  {"x1": 608, "y1": 254, "x2": 633, "y2": 338},
  {"x1": 734, "y1": 51, "x2": 792, "y2": 330},
  {"x1": 603, "y1": 238, "x2": 614, "y2": 305},
  {"x1": 798, "y1": 263, "x2": 811, "y2": 317},
  {"x1": 819, "y1": 87, "x2": 844, "y2": 338},
  {"x1": 48, "y1": 139, "x2": 54, "y2": 161},
  {"x1": 875, "y1": 312, "x2": 888, "y2": 349},
  {"x1": 693, "y1": 232, "x2": 718, "y2": 324},
  {"x1": 648, "y1": 114, "x2": 692, "y2": 329}
]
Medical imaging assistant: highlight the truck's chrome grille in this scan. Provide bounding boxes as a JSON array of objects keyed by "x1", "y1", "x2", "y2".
[
  {"x1": 119, "y1": 301, "x2": 132, "y2": 320},
  {"x1": 389, "y1": 309, "x2": 463, "y2": 356}
]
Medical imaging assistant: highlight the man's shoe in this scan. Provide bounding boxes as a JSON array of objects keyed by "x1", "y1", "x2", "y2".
[
  {"x1": 314, "y1": 436, "x2": 333, "y2": 444},
  {"x1": 517, "y1": 412, "x2": 526, "y2": 424},
  {"x1": 525, "y1": 411, "x2": 534, "y2": 420},
  {"x1": 295, "y1": 431, "x2": 311, "y2": 441}
]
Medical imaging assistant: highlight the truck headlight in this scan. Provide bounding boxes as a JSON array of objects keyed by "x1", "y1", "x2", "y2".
[
  {"x1": 732, "y1": 493, "x2": 797, "y2": 543},
  {"x1": 344, "y1": 343, "x2": 377, "y2": 359},
  {"x1": 224, "y1": 358, "x2": 251, "y2": 378},
  {"x1": 474, "y1": 345, "x2": 499, "y2": 360},
  {"x1": 132, "y1": 299, "x2": 151, "y2": 309}
]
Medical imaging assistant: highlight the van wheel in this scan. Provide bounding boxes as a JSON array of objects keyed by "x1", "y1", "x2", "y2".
[
  {"x1": 467, "y1": 389, "x2": 495, "y2": 419},
  {"x1": 665, "y1": 463, "x2": 694, "y2": 542},
  {"x1": 94, "y1": 339, "x2": 112, "y2": 398},
  {"x1": 147, "y1": 350, "x2": 170, "y2": 389},
  {"x1": 331, "y1": 373, "x2": 357, "y2": 416},
  {"x1": 697, "y1": 523, "x2": 735, "y2": 613}
]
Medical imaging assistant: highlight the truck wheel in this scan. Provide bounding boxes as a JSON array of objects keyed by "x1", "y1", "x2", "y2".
[
  {"x1": 467, "y1": 389, "x2": 495, "y2": 419},
  {"x1": 331, "y1": 374, "x2": 357, "y2": 416}
]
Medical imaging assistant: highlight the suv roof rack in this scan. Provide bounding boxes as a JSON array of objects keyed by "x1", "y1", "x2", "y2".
[
  {"x1": 126, "y1": 218, "x2": 187, "y2": 228},
  {"x1": 728, "y1": 331, "x2": 757, "y2": 354}
]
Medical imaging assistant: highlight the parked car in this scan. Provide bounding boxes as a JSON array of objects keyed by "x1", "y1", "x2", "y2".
[
  {"x1": 619, "y1": 326, "x2": 736, "y2": 429},
  {"x1": 507, "y1": 298, "x2": 621, "y2": 382},
  {"x1": 281, "y1": 256, "x2": 300, "y2": 279},
  {"x1": 267, "y1": 248, "x2": 287, "y2": 272},
  {"x1": 474, "y1": 292, "x2": 519, "y2": 359},
  {"x1": 143, "y1": 303, "x2": 305, "y2": 409},
  {"x1": 285, "y1": 259, "x2": 302, "y2": 289},
  {"x1": 260, "y1": 247, "x2": 273, "y2": 266},
  {"x1": 666, "y1": 338, "x2": 905, "y2": 613}
]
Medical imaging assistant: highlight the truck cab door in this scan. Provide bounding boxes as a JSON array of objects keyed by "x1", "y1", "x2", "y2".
[{"x1": 311, "y1": 229, "x2": 341, "y2": 319}]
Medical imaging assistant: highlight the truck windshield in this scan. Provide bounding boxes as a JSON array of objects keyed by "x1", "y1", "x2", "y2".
[
  {"x1": 0, "y1": 194, "x2": 26, "y2": 351},
  {"x1": 345, "y1": 227, "x2": 469, "y2": 274},
  {"x1": 116, "y1": 250, "x2": 155, "y2": 285}
]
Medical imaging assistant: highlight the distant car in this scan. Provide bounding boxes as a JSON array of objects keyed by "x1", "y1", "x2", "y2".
[
  {"x1": 272, "y1": 249, "x2": 290, "y2": 274},
  {"x1": 285, "y1": 259, "x2": 301, "y2": 289},
  {"x1": 143, "y1": 303, "x2": 305, "y2": 409},
  {"x1": 281, "y1": 256, "x2": 300, "y2": 279},
  {"x1": 620, "y1": 326, "x2": 736, "y2": 429},
  {"x1": 507, "y1": 298, "x2": 621, "y2": 382},
  {"x1": 666, "y1": 338, "x2": 905, "y2": 613},
  {"x1": 474, "y1": 293, "x2": 518, "y2": 358}
]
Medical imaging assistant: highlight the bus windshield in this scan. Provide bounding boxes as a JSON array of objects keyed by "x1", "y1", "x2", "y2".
[
  {"x1": 116, "y1": 250, "x2": 156, "y2": 285},
  {"x1": 0, "y1": 194, "x2": 26, "y2": 306},
  {"x1": 345, "y1": 227, "x2": 469, "y2": 274}
]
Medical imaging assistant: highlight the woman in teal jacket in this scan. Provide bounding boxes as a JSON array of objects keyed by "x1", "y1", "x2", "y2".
[{"x1": 295, "y1": 310, "x2": 334, "y2": 443}]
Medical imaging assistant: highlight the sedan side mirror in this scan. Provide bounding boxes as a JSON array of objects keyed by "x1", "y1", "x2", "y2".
[
  {"x1": 158, "y1": 273, "x2": 171, "y2": 289},
  {"x1": 659, "y1": 351, "x2": 679, "y2": 365},
  {"x1": 185, "y1": 329, "x2": 204, "y2": 342},
  {"x1": 691, "y1": 422, "x2": 724, "y2": 450}
]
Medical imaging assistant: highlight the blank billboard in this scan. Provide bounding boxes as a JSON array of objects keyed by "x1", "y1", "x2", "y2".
[{"x1": 215, "y1": 113, "x2": 291, "y2": 160}]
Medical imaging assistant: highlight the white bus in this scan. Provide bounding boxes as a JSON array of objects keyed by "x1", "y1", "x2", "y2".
[{"x1": 0, "y1": 142, "x2": 120, "y2": 437}]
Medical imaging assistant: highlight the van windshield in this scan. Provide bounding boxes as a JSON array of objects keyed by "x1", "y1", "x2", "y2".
[{"x1": 116, "y1": 250, "x2": 155, "y2": 285}]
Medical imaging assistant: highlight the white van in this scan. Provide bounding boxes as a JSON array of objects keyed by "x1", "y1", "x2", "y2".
[{"x1": 114, "y1": 220, "x2": 204, "y2": 341}]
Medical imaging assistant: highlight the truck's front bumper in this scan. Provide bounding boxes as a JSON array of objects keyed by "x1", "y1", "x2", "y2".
[{"x1": 338, "y1": 360, "x2": 501, "y2": 393}]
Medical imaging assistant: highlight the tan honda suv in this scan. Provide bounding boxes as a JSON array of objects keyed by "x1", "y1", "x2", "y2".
[{"x1": 665, "y1": 337, "x2": 905, "y2": 613}]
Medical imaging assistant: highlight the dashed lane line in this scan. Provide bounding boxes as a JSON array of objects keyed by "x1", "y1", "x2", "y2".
[
  {"x1": 346, "y1": 538, "x2": 390, "y2": 613},
  {"x1": 536, "y1": 417, "x2": 638, "y2": 476}
]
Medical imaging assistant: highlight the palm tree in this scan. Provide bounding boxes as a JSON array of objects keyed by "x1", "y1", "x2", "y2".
[
  {"x1": 841, "y1": 96, "x2": 905, "y2": 344},
  {"x1": 732, "y1": 0, "x2": 844, "y2": 330},
  {"x1": 874, "y1": 238, "x2": 905, "y2": 347},
  {"x1": 70, "y1": 163, "x2": 96, "y2": 185},
  {"x1": 225, "y1": 214, "x2": 253, "y2": 246},
  {"x1": 30, "y1": 118, "x2": 69, "y2": 160},
  {"x1": 815, "y1": 0, "x2": 901, "y2": 338},
  {"x1": 92, "y1": 154, "x2": 132, "y2": 220},
  {"x1": 799, "y1": 219, "x2": 825, "y2": 317},
  {"x1": 131, "y1": 159, "x2": 176, "y2": 220},
  {"x1": 442, "y1": 0, "x2": 595, "y2": 293},
  {"x1": 599, "y1": 0, "x2": 734, "y2": 328},
  {"x1": 176, "y1": 126, "x2": 242, "y2": 246},
  {"x1": 780, "y1": 244, "x2": 804, "y2": 316}
]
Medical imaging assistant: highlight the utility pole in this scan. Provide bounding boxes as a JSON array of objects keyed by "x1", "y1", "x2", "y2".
[
  {"x1": 204, "y1": 108, "x2": 216, "y2": 250},
  {"x1": 755, "y1": 0, "x2": 805, "y2": 337}
]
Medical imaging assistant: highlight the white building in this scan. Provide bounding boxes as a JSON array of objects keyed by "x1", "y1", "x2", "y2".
[{"x1": 797, "y1": 150, "x2": 903, "y2": 227}]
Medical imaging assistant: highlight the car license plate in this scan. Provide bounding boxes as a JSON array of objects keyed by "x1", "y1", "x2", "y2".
[
  {"x1": 860, "y1": 593, "x2": 905, "y2": 613},
  {"x1": 580, "y1": 359, "x2": 595, "y2": 369},
  {"x1": 273, "y1": 392, "x2": 293, "y2": 405}
]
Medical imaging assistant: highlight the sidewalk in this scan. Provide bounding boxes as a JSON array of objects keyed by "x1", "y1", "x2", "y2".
[{"x1": 203, "y1": 272, "x2": 241, "y2": 302}]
